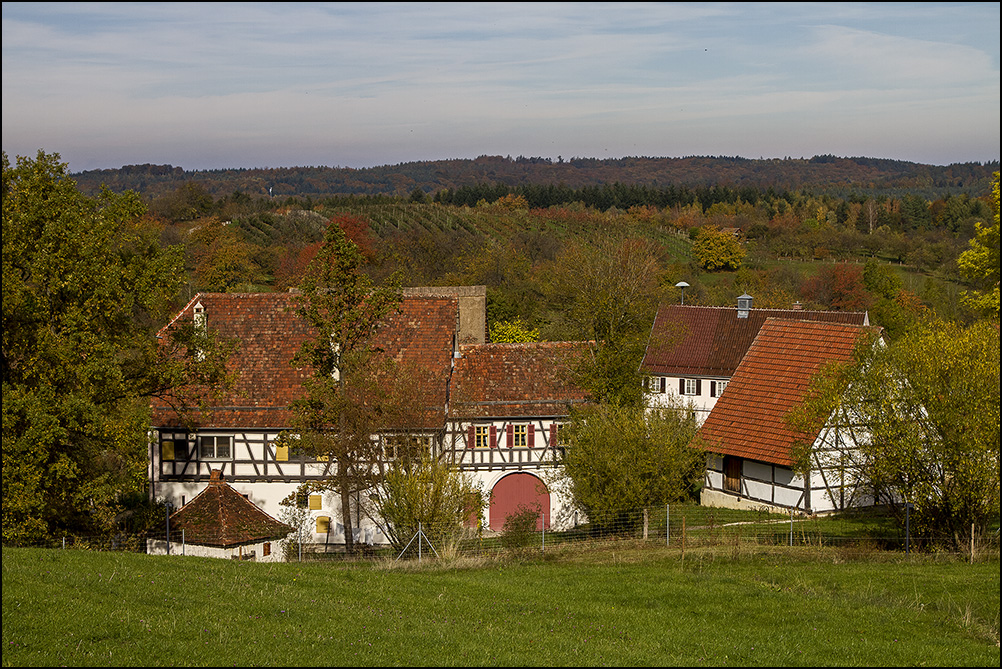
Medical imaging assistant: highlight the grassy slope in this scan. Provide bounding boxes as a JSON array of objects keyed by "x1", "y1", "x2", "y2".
[{"x1": 3, "y1": 546, "x2": 998, "y2": 667}]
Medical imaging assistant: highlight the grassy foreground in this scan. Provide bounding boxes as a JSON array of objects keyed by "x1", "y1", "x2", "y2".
[{"x1": 2, "y1": 545, "x2": 998, "y2": 667}]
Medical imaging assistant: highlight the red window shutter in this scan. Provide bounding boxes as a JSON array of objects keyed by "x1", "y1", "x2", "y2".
[
  {"x1": 549, "y1": 425, "x2": 556, "y2": 448},
  {"x1": 528, "y1": 424, "x2": 535, "y2": 447},
  {"x1": 506, "y1": 425, "x2": 514, "y2": 448},
  {"x1": 490, "y1": 425, "x2": 497, "y2": 448},
  {"x1": 467, "y1": 425, "x2": 475, "y2": 449}
]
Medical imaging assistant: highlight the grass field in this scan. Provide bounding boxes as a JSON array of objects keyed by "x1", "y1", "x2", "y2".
[{"x1": 3, "y1": 544, "x2": 998, "y2": 667}]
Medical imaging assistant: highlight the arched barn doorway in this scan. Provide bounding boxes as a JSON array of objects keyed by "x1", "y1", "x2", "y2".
[{"x1": 489, "y1": 472, "x2": 550, "y2": 531}]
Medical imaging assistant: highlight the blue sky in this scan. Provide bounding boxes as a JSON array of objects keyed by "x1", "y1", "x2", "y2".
[{"x1": 3, "y1": 2, "x2": 999, "y2": 172}]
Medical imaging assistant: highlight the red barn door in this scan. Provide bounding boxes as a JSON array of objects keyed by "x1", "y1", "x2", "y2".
[{"x1": 489, "y1": 473, "x2": 550, "y2": 531}]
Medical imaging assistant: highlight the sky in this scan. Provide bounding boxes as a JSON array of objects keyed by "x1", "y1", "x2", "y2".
[{"x1": 2, "y1": 2, "x2": 999, "y2": 173}]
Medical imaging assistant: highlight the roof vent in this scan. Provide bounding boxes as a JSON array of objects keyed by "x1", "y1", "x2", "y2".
[
  {"x1": 792, "y1": 301, "x2": 802, "y2": 311},
  {"x1": 737, "y1": 294, "x2": 752, "y2": 319}
]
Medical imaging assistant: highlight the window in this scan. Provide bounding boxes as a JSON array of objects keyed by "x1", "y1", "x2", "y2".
[
  {"x1": 683, "y1": 378, "x2": 699, "y2": 396},
  {"x1": 382, "y1": 435, "x2": 431, "y2": 460},
  {"x1": 716, "y1": 380, "x2": 728, "y2": 396},
  {"x1": 160, "y1": 433, "x2": 189, "y2": 461},
  {"x1": 511, "y1": 424, "x2": 527, "y2": 448},
  {"x1": 475, "y1": 426, "x2": 490, "y2": 449},
  {"x1": 199, "y1": 436, "x2": 231, "y2": 460}
]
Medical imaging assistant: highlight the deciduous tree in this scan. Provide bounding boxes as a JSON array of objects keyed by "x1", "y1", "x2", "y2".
[
  {"x1": 283, "y1": 220, "x2": 411, "y2": 554},
  {"x1": 2, "y1": 151, "x2": 231, "y2": 543},
  {"x1": 543, "y1": 238, "x2": 666, "y2": 406},
  {"x1": 561, "y1": 402, "x2": 702, "y2": 533},
  {"x1": 692, "y1": 225, "x2": 746, "y2": 271},
  {"x1": 957, "y1": 171, "x2": 1000, "y2": 318},
  {"x1": 793, "y1": 318, "x2": 999, "y2": 549}
]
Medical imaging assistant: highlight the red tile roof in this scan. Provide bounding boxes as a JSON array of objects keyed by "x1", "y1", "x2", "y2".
[
  {"x1": 449, "y1": 342, "x2": 592, "y2": 418},
  {"x1": 169, "y1": 470, "x2": 292, "y2": 547},
  {"x1": 152, "y1": 292, "x2": 458, "y2": 430},
  {"x1": 641, "y1": 304, "x2": 868, "y2": 378},
  {"x1": 695, "y1": 318, "x2": 877, "y2": 466}
]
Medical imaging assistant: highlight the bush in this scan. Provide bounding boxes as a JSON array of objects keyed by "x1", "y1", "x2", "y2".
[{"x1": 500, "y1": 504, "x2": 541, "y2": 552}]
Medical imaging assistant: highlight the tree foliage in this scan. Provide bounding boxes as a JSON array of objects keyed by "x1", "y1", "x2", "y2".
[
  {"x1": 561, "y1": 403, "x2": 703, "y2": 530},
  {"x1": 794, "y1": 318, "x2": 1000, "y2": 548},
  {"x1": 367, "y1": 456, "x2": 482, "y2": 553},
  {"x1": 957, "y1": 171, "x2": 1000, "y2": 318},
  {"x1": 692, "y1": 225, "x2": 746, "y2": 271},
  {"x1": 283, "y1": 220, "x2": 409, "y2": 554},
  {"x1": 544, "y1": 238, "x2": 666, "y2": 406},
  {"x1": 2, "y1": 151, "x2": 231, "y2": 543},
  {"x1": 488, "y1": 318, "x2": 540, "y2": 343}
]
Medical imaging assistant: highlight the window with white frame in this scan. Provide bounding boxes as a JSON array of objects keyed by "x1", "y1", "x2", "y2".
[
  {"x1": 199, "y1": 435, "x2": 232, "y2": 460},
  {"x1": 683, "y1": 378, "x2": 698, "y2": 396}
]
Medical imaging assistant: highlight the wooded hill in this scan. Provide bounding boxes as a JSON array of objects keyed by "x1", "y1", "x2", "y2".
[{"x1": 71, "y1": 154, "x2": 998, "y2": 201}]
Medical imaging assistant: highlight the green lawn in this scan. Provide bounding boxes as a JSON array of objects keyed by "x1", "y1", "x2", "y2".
[{"x1": 3, "y1": 545, "x2": 998, "y2": 667}]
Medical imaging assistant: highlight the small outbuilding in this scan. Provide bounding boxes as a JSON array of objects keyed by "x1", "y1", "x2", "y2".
[{"x1": 151, "y1": 469, "x2": 293, "y2": 561}]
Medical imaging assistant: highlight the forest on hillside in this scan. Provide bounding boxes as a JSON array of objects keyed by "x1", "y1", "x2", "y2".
[
  {"x1": 71, "y1": 154, "x2": 999, "y2": 202},
  {"x1": 142, "y1": 167, "x2": 998, "y2": 342}
]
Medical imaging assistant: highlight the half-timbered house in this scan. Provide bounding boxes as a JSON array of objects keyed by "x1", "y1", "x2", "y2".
[
  {"x1": 696, "y1": 318, "x2": 880, "y2": 513},
  {"x1": 445, "y1": 342, "x2": 592, "y2": 531},
  {"x1": 150, "y1": 290, "x2": 462, "y2": 549},
  {"x1": 640, "y1": 295, "x2": 869, "y2": 424}
]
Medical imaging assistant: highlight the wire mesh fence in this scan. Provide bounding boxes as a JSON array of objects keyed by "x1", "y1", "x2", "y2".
[{"x1": 8, "y1": 504, "x2": 996, "y2": 565}]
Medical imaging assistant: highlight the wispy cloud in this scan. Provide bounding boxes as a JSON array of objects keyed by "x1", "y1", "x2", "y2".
[{"x1": 3, "y1": 2, "x2": 998, "y2": 170}]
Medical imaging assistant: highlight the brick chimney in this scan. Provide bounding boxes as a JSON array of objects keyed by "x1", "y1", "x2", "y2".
[{"x1": 209, "y1": 469, "x2": 225, "y2": 485}]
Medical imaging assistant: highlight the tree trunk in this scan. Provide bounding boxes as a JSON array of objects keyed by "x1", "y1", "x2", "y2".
[{"x1": 339, "y1": 477, "x2": 355, "y2": 555}]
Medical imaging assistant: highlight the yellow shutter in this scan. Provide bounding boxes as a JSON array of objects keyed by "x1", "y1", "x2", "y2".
[
  {"x1": 275, "y1": 444, "x2": 288, "y2": 462},
  {"x1": 161, "y1": 441, "x2": 175, "y2": 461},
  {"x1": 309, "y1": 494, "x2": 322, "y2": 510},
  {"x1": 316, "y1": 516, "x2": 330, "y2": 533}
]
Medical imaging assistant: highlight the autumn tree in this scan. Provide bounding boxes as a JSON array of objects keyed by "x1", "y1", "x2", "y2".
[
  {"x1": 957, "y1": 171, "x2": 1000, "y2": 319},
  {"x1": 2, "y1": 151, "x2": 231, "y2": 543},
  {"x1": 692, "y1": 225, "x2": 746, "y2": 271},
  {"x1": 283, "y1": 220, "x2": 409, "y2": 554},
  {"x1": 367, "y1": 456, "x2": 482, "y2": 553},
  {"x1": 489, "y1": 318, "x2": 540, "y2": 343},
  {"x1": 543, "y1": 237, "x2": 667, "y2": 406},
  {"x1": 561, "y1": 402, "x2": 702, "y2": 534},
  {"x1": 794, "y1": 318, "x2": 999, "y2": 549}
]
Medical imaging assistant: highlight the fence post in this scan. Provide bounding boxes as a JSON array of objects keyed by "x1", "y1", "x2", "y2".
[
  {"x1": 182, "y1": 529, "x2": 185, "y2": 556},
  {"x1": 418, "y1": 522, "x2": 422, "y2": 564},
  {"x1": 166, "y1": 503, "x2": 171, "y2": 555},
  {"x1": 62, "y1": 536, "x2": 65, "y2": 550},
  {"x1": 541, "y1": 513, "x2": 545, "y2": 553},
  {"x1": 666, "y1": 504, "x2": 670, "y2": 547},
  {"x1": 789, "y1": 509, "x2": 793, "y2": 547}
]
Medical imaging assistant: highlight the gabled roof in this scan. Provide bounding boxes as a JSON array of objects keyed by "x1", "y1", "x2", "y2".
[
  {"x1": 169, "y1": 470, "x2": 292, "y2": 547},
  {"x1": 641, "y1": 304, "x2": 868, "y2": 378},
  {"x1": 449, "y1": 342, "x2": 591, "y2": 419},
  {"x1": 695, "y1": 318, "x2": 877, "y2": 467},
  {"x1": 152, "y1": 292, "x2": 458, "y2": 430}
]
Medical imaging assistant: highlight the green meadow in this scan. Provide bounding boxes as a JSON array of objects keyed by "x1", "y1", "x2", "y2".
[{"x1": 3, "y1": 545, "x2": 998, "y2": 667}]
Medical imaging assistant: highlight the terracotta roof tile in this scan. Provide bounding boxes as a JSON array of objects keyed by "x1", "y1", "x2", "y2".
[
  {"x1": 152, "y1": 292, "x2": 457, "y2": 430},
  {"x1": 449, "y1": 342, "x2": 592, "y2": 418},
  {"x1": 641, "y1": 304, "x2": 868, "y2": 377},
  {"x1": 695, "y1": 318, "x2": 877, "y2": 466},
  {"x1": 169, "y1": 470, "x2": 292, "y2": 546}
]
